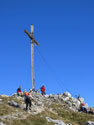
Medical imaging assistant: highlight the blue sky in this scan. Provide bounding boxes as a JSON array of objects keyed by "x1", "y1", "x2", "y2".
[{"x1": 0, "y1": 0, "x2": 94, "y2": 107}]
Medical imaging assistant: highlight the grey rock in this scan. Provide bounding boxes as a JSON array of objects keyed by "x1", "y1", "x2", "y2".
[
  {"x1": 49, "y1": 94, "x2": 55, "y2": 98},
  {"x1": 69, "y1": 107, "x2": 78, "y2": 112},
  {"x1": 54, "y1": 95, "x2": 59, "y2": 101},
  {"x1": 44, "y1": 94, "x2": 49, "y2": 98},
  {"x1": 0, "y1": 99, "x2": 3, "y2": 101},
  {"x1": 19, "y1": 104, "x2": 26, "y2": 109},
  {"x1": 0, "y1": 122, "x2": 6, "y2": 125},
  {"x1": 63, "y1": 92, "x2": 72, "y2": 98},
  {"x1": 78, "y1": 97, "x2": 84, "y2": 103},
  {"x1": 85, "y1": 121, "x2": 94, "y2": 125},
  {"x1": 16, "y1": 96, "x2": 24, "y2": 100},
  {"x1": 58, "y1": 96, "x2": 63, "y2": 101},
  {"x1": 8, "y1": 100, "x2": 19, "y2": 107},
  {"x1": 12, "y1": 93, "x2": 17, "y2": 97},
  {"x1": 71, "y1": 98, "x2": 80, "y2": 108},
  {"x1": 35, "y1": 101, "x2": 43, "y2": 106},
  {"x1": 46, "y1": 116, "x2": 66, "y2": 125},
  {"x1": 66, "y1": 101, "x2": 72, "y2": 107},
  {"x1": 63, "y1": 97, "x2": 69, "y2": 101},
  {"x1": 1, "y1": 95, "x2": 9, "y2": 98}
]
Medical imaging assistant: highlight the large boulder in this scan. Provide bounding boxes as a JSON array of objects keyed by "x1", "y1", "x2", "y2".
[{"x1": 63, "y1": 92, "x2": 72, "y2": 98}]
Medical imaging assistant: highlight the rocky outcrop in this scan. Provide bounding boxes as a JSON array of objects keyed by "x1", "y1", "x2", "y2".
[{"x1": 9, "y1": 91, "x2": 87, "y2": 113}]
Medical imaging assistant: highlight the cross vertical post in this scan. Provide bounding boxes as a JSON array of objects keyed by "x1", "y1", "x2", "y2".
[{"x1": 31, "y1": 24, "x2": 35, "y2": 91}]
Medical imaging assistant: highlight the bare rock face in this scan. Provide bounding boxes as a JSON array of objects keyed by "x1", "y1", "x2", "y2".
[{"x1": 86, "y1": 121, "x2": 94, "y2": 125}]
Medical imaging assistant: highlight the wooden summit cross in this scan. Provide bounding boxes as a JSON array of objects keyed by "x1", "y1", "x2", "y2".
[{"x1": 24, "y1": 25, "x2": 39, "y2": 91}]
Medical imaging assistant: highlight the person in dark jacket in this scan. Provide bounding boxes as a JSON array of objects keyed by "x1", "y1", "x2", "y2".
[
  {"x1": 40, "y1": 85, "x2": 46, "y2": 96},
  {"x1": 24, "y1": 92, "x2": 32, "y2": 110},
  {"x1": 80, "y1": 103, "x2": 87, "y2": 113},
  {"x1": 88, "y1": 108, "x2": 94, "y2": 115}
]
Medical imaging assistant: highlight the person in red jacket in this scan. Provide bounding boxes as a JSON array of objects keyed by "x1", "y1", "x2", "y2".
[
  {"x1": 41, "y1": 85, "x2": 46, "y2": 95},
  {"x1": 17, "y1": 86, "x2": 22, "y2": 96}
]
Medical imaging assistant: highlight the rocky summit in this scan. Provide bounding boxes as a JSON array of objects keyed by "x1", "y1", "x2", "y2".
[{"x1": 0, "y1": 92, "x2": 94, "y2": 125}]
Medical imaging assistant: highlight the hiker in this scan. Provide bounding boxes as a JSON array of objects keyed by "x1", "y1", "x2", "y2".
[
  {"x1": 32, "y1": 88, "x2": 35, "y2": 92},
  {"x1": 40, "y1": 85, "x2": 46, "y2": 96},
  {"x1": 23, "y1": 89, "x2": 27, "y2": 95},
  {"x1": 29, "y1": 89, "x2": 32, "y2": 94},
  {"x1": 77, "y1": 94, "x2": 81, "y2": 100},
  {"x1": 17, "y1": 86, "x2": 22, "y2": 96},
  {"x1": 36, "y1": 89, "x2": 39, "y2": 93},
  {"x1": 24, "y1": 92, "x2": 32, "y2": 110},
  {"x1": 80, "y1": 103, "x2": 87, "y2": 113},
  {"x1": 88, "y1": 108, "x2": 94, "y2": 115}
]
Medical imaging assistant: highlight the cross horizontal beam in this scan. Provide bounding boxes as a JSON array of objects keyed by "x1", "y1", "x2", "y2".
[{"x1": 24, "y1": 29, "x2": 39, "y2": 46}]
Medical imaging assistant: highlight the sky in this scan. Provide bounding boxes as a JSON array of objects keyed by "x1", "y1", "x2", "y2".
[{"x1": 0, "y1": 0, "x2": 94, "y2": 107}]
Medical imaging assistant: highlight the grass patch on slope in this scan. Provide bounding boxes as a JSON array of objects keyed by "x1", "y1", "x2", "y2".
[
  {"x1": 4, "y1": 113, "x2": 54, "y2": 125},
  {"x1": 49, "y1": 103, "x2": 94, "y2": 125},
  {"x1": 0, "y1": 95, "x2": 24, "y2": 116}
]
